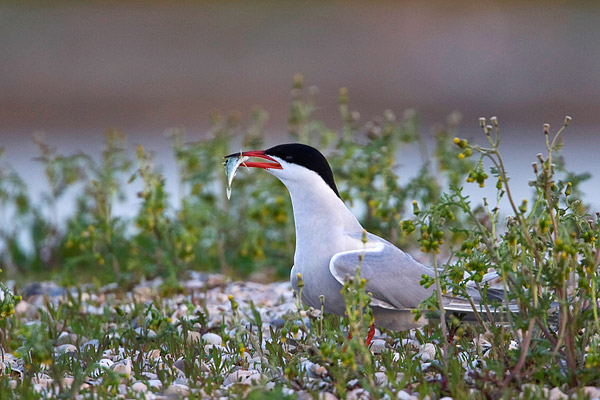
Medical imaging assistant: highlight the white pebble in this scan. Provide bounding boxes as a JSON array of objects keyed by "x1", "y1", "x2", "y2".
[
  {"x1": 164, "y1": 383, "x2": 190, "y2": 396},
  {"x1": 111, "y1": 359, "x2": 132, "y2": 378},
  {"x1": 132, "y1": 382, "x2": 148, "y2": 393},
  {"x1": 374, "y1": 371, "x2": 388, "y2": 386},
  {"x1": 370, "y1": 339, "x2": 386, "y2": 354},
  {"x1": 147, "y1": 379, "x2": 163, "y2": 389},
  {"x1": 397, "y1": 390, "x2": 418, "y2": 400},
  {"x1": 223, "y1": 369, "x2": 263, "y2": 386},
  {"x1": 99, "y1": 358, "x2": 114, "y2": 368},
  {"x1": 347, "y1": 388, "x2": 369, "y2": 400},
  {"x1": 186, "y1": 331, "x2": 202, "y2": 344},
  {"x1": 55, "y1": 344, "x2": 78, "y2": 354},
  {"x1": 583, "y1": 387, "x2": 600, "y2": 399},
  {"x1": 549, "y1": 387, "x2": 568, "y2": 400},
  {"x1": 202, "y1": 333, "x2": 223, "y2": 346},
  {"x1": 420, "y1": 343, "x2": 436, "y2": 360},
  {"x1": 319, "y1": 393, "x2": 338, "y2": 400}
]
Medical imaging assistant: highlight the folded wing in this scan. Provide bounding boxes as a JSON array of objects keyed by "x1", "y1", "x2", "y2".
[{"x1": 329, "y1": 233, "x2": 506, "y2": 313}]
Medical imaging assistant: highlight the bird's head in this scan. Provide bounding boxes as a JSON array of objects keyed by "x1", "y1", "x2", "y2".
[{"x1": 225, "y1": 143, "x2": 340, "y2": 198}]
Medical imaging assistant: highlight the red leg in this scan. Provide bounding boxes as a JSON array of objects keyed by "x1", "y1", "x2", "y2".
[
  {"x1": 365, "y1": 323, "x2": 376, "y2": 347},
  {"x1": 343, "y1": 324, "x2": 376, "y2": 352}
]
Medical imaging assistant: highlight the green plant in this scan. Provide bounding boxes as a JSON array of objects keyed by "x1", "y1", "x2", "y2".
[
  {"x1": 410, "y1": 116, "x2": 599, "y2": 395},
  {"x1": 0, "y1": 76, "x2": 598, "y2": 399}
]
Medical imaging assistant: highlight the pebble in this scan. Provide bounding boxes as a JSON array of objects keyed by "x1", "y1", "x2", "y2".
[
  {"x1": 202, "y1": 332, "x2": 223, "y2": 346},
  {"x1": 132, "y1": 381, "x2": 148, "y2": 393},
  {"x1": 173, "y1": 357, "x2": 186, "y2": 373},
  {"x1": 223, "y1": 369, "x2": 264, "y2": 386},
  {"x1": 98, "y1": 358, "x2": 114, "y2": 369},
  {"x1": 583, "y1": 387, "x2": 600, "y2": 399},
  {"x1": 14, "y1": 300, "x2": 32, "y2": 316},
  {"x1": 397, "y1": 390, "x2": 419, "y2": 400},
  {"x1": 111, "y1": 359, "x2": 132, "y2": 377},
  {"x1": 319, "y1": 393, "x2": 339, "y2": 400},
  {"x1": 347, "y1": 388, "x2": 370, "y2": 400},
  {"x1": 57, "y1": 332, "x2": 79, "y2": 345},
  {"x1": 147, "y1": 348, "x2": 161, "y2": 360},
  {"x1": 81, "y1": 339, "x2": 99, "y2": 351},
  {"x1": 147, "y1": 379, "x2": 163, "y2": 389},
  {"x1": 347, "y1": 378, "x2": 360, "y2": 388},
  {"x1": 374, "y1": 371, "x2": 388, "y2": 386},
  {"x1": 549, "y1": 387, "x2": 568, "y2": 400},
  {"x1": 314, "y1": 365, "x2": 328, "y2": 376},
  {"x1": 370, "y1": 339, "x2": 387, "y2": 354},
  {"x1": 55, "y1": 344, "x2": 78, "y2": 354},
  {"x1": 420, "y1": 343, "x2": 437, "y2": 361},
  {"x1": 186, "y1": 330, "x2": 202, "y2": 344},
  {"x1": 164, "y1": 383, "x2": 190, "y2": 397}
]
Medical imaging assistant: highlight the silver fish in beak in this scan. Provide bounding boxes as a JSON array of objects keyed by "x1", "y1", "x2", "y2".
[{"x1": 224, "y1": 154, "x2": 249, "y2": 200}]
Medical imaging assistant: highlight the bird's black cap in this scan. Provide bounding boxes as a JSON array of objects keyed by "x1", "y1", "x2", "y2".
[{"x1": 265, "y1": 143, "x2": 340, "y2": 198}]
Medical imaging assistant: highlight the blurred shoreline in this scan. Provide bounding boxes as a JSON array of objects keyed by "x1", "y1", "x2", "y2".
[
  {"x1": 1, "y1": 2, "x2": 598, "y2": 213},
  {"x1": 1, "y1": 2, "x2": 599, "y2": 137}
]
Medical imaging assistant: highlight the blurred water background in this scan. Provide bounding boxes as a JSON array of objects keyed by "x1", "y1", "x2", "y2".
[{"x1": 1, "y1": 1, "x2": 599, "y2": 219}]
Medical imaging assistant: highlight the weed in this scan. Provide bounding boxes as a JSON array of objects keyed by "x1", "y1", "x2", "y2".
[{"x1": 0, "y1": 77, "x2": 598, "y2": 398}]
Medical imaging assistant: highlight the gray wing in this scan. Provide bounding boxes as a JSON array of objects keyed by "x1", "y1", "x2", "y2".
[
  {"x1": 329, "y1": 233, "x2": 507, "y2": 313},
  {"x1": 329, "y1": 235, "x2": 435, "y2": 310}
]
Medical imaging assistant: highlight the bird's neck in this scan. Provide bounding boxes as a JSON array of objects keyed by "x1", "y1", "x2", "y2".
[{"x1": 284, "y1": 179, "x2": 363, "y2": 244}]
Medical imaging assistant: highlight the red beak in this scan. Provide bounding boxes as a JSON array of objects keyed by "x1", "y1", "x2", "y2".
[{"x1": 224, "y1": 150, "x2": 283, "y2": 170}]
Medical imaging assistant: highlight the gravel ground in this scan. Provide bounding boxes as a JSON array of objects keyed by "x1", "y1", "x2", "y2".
[{"x1": 2, "y1": 274, "x2": 600, "y2": 399}]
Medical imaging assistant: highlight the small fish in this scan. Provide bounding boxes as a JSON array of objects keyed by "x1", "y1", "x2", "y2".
[{"x1": 224, "y1": 154, "x2": 249, "y2": 200}]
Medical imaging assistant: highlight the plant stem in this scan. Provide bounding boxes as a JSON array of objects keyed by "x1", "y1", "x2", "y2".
[{"x1": 432, "y1": 252, "x2": 448, "y2": 359}]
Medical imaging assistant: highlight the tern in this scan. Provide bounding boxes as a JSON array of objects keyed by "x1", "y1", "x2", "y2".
[{"x1": 225, "y1": 143, "x2": 502, "y2": 334}]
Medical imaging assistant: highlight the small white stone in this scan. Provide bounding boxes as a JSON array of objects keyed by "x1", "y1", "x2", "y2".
[
  {"x1": 164, "y1": 383, "x2": 190, "y2": 396},
  {"x1": 14, "y1": 301, "x2": 30, "y2": 315},
  {"x1": 549, "y1": 387, "x2": 568, "y2": 400},
  {"x1": 347, "y1": 378, "x2": 359, "y2": 387},
  {"x1": 347, "y1": 388, "x2": 369, "y2": 400},
  {"x1": 99, "y1": 358, "x2": 114, "y2": 369},
  {"x1": 318, "y1": 393, "x2": 338, "y2": 400},
  {"x1": 147, "y1": 379, "x2": 163, "y2": 389},
  {"x1": 223, "y1": 369, "x2": 263, "y2": 386},
  {"x1": 420, "y1": 343, "x2": 436, "y2": 360},
  {"x1": 583, "y1": 387, "x2": 600, "y2": 399},
  {"x1": 370, "y1": 339, "x2": 387, "y2": 354},
  {"x1": 374, "y1": 371, "x2": 388, "y2": 386},
  {"x1": 299, "y1": 359, "x2": 315, "y2": 375},
  {"x1": 81, "y1": 339, "x2": 99, "y2": 351},
  {"x1": 57, "y1": 331, "x2": 78, "y2": 345},
  {"x1": 111, "y1": 359, "x2": 132, "y2": 378},
  {"x1": 146, "y1": 349, "x2": 161, "y2": 360},
  {"x1": 33, "y1": 377, "x2": 53, "y2": 388},
  {"x1": 55, "y1": 344, "x2": 78, "y2": 354},
  {"x1": 202, "y1": 333, "x2": 223, "y2": 346},
  {"x1": 397, "y1": 390, "x2": 418, "y2": 400},
  {"x1": 132, "y1": 382, "x2": 148, "y2": 393},
  {"x1": 186, "y1": 331, "x2": 202, "y2": 344}
]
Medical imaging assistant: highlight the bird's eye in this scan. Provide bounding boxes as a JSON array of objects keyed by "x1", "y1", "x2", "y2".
[{"x1": 285, "y1": 155, "x2": 293, "y2": 162}]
